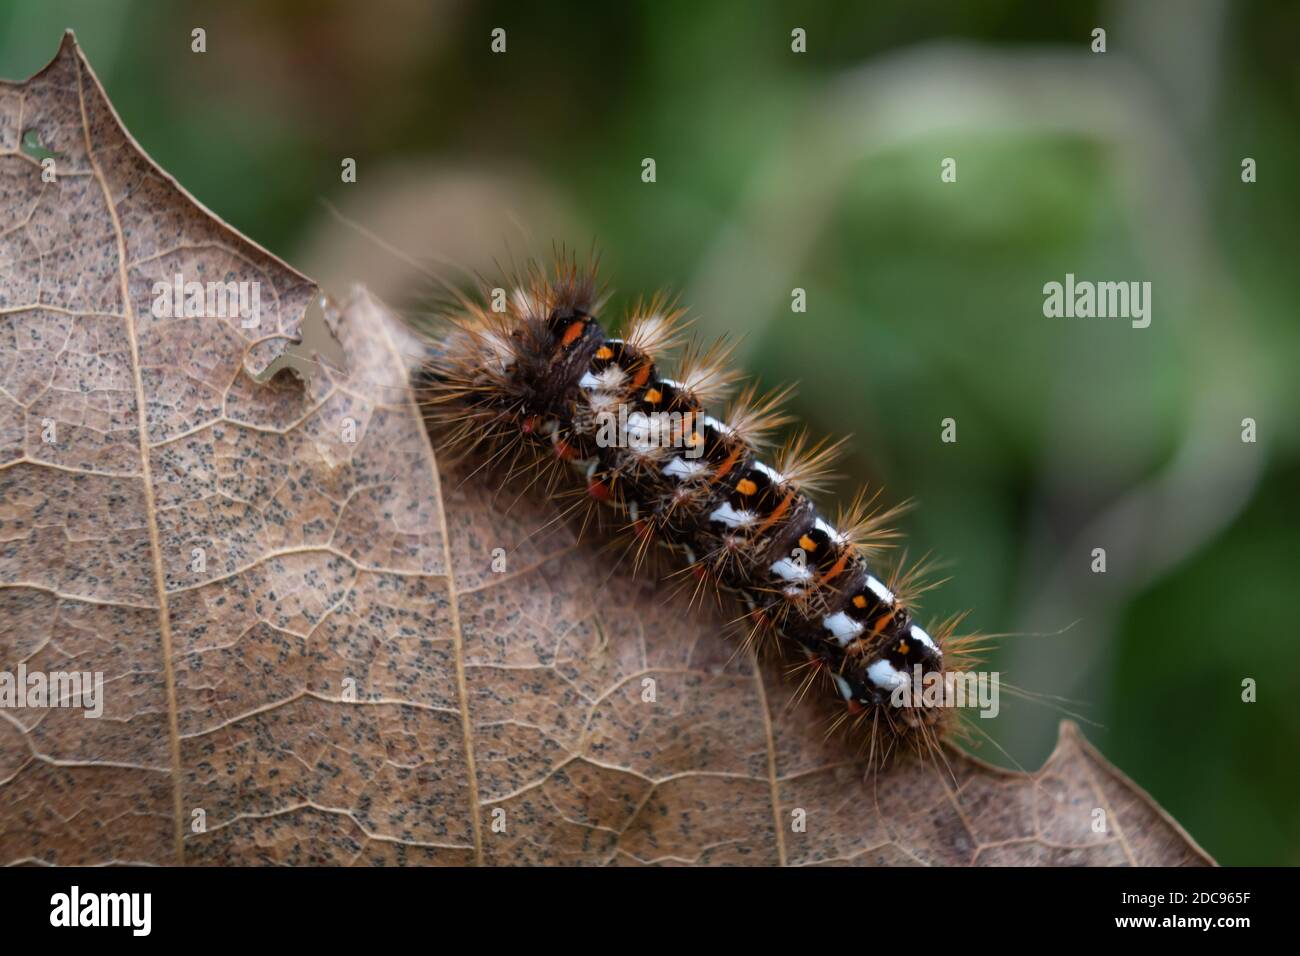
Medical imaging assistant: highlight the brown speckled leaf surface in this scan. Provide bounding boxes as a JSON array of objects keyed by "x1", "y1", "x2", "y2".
[{"x1": 0, "y1": 34, "x2": 1213, "y2": 867}]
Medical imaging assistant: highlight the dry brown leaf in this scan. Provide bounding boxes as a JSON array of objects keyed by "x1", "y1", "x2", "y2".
[{"x1": 0, "y1": 33, "x2": 1213, "y2": 867}]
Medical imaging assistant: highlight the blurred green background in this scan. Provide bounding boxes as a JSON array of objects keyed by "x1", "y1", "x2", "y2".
[{"x1": 2, "y1": 0, "x2": 1295, "y2": 865}]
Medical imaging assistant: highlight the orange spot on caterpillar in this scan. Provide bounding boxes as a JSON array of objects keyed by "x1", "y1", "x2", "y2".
[
  {"x1": 819, "y1": 549, "x2": 850, "y2": 585},
  {"x1": 554, "y1": 439, "x2": 577, "y2": 460},
  {"x1": 520, "y1": 415, "x2": 539, "y2": 435},
  {"x1": 594, "y1": 346, "x2": 614, "y2": 361},
  {"x1": 561, "y1": 320, "x2": 586, "y2": 347},
  {"x1": 710, "y1": 446, "x2": 744, "y2": 484},
  {"x1": 846, "y1": 699, "x2": 865, "y2": 715},
  {"x1": 872, "y1": 613, "x2": 891, "y2": 635},
  {"x1": 630, "y1": 363, "x2": 652, "y2": 389},
  {"x1": 736, "y1": 478, "x2": 758, "y2": 496},
  {"x1": 897, "y1": 640, "x2": 910, "y2": 654},
  {"x1": 755, "y1": 489, "x2": 795, "y2": 535},
  {"x1": 852, "y1": 594, "x2": 868, "y2": 609},
  {"x1": 798, "y1": 533, "x2": 816, "y2": 552},
  {"x1": 643, "y1": 387, "x2": 662, "y2": 405},
  {"x1": 587, "y1": 479, "x2": 610, "y2": 501}
]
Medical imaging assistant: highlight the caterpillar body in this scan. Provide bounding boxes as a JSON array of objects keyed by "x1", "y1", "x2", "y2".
[{"x1": 416, "y1": 259, "x2": 974, "y2": 762}]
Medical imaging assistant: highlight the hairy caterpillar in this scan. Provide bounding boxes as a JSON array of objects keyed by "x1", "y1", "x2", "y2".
[{"x1": 413, "y1": 256, "x2": 979, "y2": 765}]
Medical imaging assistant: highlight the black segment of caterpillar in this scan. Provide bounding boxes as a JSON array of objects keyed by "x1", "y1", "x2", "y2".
[{"x1": 413, "y1": 257, "x2": 974, "y2": 762}]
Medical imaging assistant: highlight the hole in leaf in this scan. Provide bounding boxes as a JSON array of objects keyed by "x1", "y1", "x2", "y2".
[{"x1": 20, "y1": 128, "x2": 61, "y2": 162}]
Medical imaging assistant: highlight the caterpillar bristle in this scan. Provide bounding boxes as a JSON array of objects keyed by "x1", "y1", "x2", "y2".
[
  {"x1": 623, "y1": 294, "x2": 689, "y2": 357},
  {"x1": 723, "y1": 382, "x2": 797, "y2": 449},
  {"x1": 772, "y1": 429, "x2": 846, "y2": 495},
  {"x1": 884, "y1": 552, "x2": 950, "y2": 609},
  {"x1": 673, "y1": 336, "x2": 742, "y2": 408},
  {"x1": 412, "y1": 255, "x2": 987, "y2": 768},
  {"x1": 832, "y1": 486, "x2": 909, "y2": 556}
]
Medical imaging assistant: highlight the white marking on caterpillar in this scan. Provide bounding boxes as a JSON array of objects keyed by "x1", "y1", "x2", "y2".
[
  {"x1": 814, "y1": 517, "x2": 847, "y2": 544},
  {"x1": 832, "y1": 673, "x2": 855, "y2": 701},
  {"x1": 769, "y1": 557, "x2": 812, "y2": 583},
  {"x1": 580, "y1": 367, "x2": 627, "y2": 390},
  {"x1": 703, "y1": 414, "x2": 734, "y2": 435},
  {"x1": 753, "y1": 461, "x2": 787, "y2": 485},
  {"x1": 709, "y1": 502, "x2": 755, "y2": 529},
  {"x1": 866, "y1": 575, "x2": 894, "y2": 605},
  {"x1": 822, "y1": 610, "x2": 864, "y2": 645},
  {"x1": 910, "y1": 624, "x2": 940, "y2": 657},
  {"x1": 624, "y1": 411, "x2": 658, "y2": 453},
  {"x1": 867, "y1": 658, "x2": 909, "y2": 690},
  {"x1": 663, "y1": 456, "x2": 708, "y2": 480}
]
